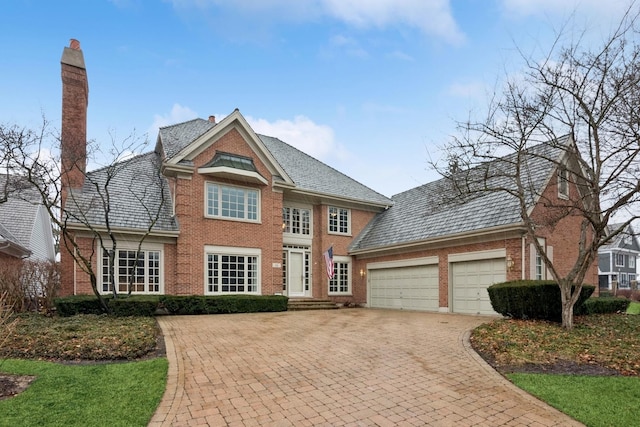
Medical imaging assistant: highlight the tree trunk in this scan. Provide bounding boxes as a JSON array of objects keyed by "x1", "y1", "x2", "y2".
[{"x1": 561, "y1": 298, "x2": 574, "y2": 329}]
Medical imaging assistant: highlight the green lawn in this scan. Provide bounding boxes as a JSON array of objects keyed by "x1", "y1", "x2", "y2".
[
  {"x1": 0, "y1": 358, "x2": 167, "y2": 427},
  {"x1": 508, "y1": 373, "x2": 640, "y2": 427},
  {"x1": 628, "y1": 301, "x2": 640, "y2": 315}
]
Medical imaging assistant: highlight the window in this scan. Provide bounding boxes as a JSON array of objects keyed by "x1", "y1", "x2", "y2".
[
  {"x1": 206, "y1": 182, "x2": 259, "y2": 221},
  {"x1": 629, "y1": 273, "x2": 636, "y2": 284},
  {"x1": 631, "y1": 256, "x2": 636, "y2": 269},
  {"x1": 101, "y1": 249, "x2": 161, "y2": 294},
  {"x1": 328, "y1": 207, "x2": 350, "y2": 234},
  {"x1": 205, "y1": 247, "x2": 260, "y2": 294},
  {"x1": 615, "y1": 253, "x2": 625, "y2": 267},
  {"x1": 329, "y1": 257, "x2": 351, "y2": 295},
  {"x1": 558, "y1": 166, "x2": 569, "y2": 198},
  {"x1": 620, "y1": 273, "x2": 629, "y2": 288},
  {"x1": 282, "y1": 207, "x2": 311, "y2": 235},
  {"x1": 535, "y1": 251, "x2": 544, "y2": 280}
]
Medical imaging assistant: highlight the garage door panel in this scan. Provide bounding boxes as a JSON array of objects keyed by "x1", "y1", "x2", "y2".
[
  {"x1": 452, "y1": 258, "x2": 505, "y2": 315},
  {"x1": 369, "y1": 265, "x2": 438, "y2": 311}
]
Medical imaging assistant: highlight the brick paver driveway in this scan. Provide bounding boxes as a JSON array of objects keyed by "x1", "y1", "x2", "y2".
[{"x1": 150, "y1": 309, "x2": 582, "y2": 426}]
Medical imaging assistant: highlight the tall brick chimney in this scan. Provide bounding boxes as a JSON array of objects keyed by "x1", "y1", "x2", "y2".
[{"x1": 60, "y1": 38, "x2": 88, "y2": 194}]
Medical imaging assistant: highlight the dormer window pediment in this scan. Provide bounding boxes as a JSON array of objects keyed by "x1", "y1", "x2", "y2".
[{"x1": 198, "y1": 152, "x2": 268, "y2": 185}]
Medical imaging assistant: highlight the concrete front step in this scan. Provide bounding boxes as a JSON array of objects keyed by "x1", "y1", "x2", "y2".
[{"x1": 287, "y1": 298, "x2": 340, "y2": 311}]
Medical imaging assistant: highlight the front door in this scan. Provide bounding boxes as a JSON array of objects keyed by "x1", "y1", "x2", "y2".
[{"x1": 284, "y1": 247, "x2": 310, "y2": 297}]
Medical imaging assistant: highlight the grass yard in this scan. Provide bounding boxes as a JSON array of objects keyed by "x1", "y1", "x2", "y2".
[
  {"x1": 628, "y1": 301, "x2": 640, "y2": 315},
  {"x1": 508, "y1": 373, "x2": 640, "y2": 427},
  {"x1": 472, "y1": 312, "x2": 640, "y2": 427},
  {"x1": 0, "y1": 313, "x2": 166, "y2": 426},
  {"x1": 0, "y1": 358, "x2": 167, "y2": 427}
]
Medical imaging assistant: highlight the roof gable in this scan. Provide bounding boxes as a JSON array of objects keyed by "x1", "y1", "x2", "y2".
[{"x1": 161, "y1": 110, "x2": 292, "y2": 185}]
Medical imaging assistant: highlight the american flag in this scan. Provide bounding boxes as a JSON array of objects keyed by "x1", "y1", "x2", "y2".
[{"x1": 323, "y1": 247, "x2": 334, "y2": 279}]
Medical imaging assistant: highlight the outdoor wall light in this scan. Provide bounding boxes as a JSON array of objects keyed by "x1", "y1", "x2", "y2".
[
  {"x1": 360, "y1": 268, "x2": 366, "y2": 278},
  {"x1": 506, "y1": 255, "x2": 514, "y2": 271}
]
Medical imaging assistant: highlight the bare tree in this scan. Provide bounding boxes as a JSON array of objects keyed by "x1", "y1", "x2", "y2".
[
  {"x1": 435, "y1": 6, "x2": 640, "y2": 328},
  {"x1": 2, "y1": 120, "x2": 169, "y2": 313}
]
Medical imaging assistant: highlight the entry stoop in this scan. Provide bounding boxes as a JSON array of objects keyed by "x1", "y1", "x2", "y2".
[{"x1": 287, "y1": 298, "x2": 340, "y2": 311}]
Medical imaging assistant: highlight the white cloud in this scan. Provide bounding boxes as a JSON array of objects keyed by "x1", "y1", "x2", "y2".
[
  {"x1": 500, "y1": 0, "x2": 632, "y2": 20},
  {"x1": 322, "y1": 0, "x2": 464, "y2": 44},
  {"x1": 388, "y1": 50, "x2": 415, "y2": 61},
  {"x1": 247, "y1": 115, "x2": 348, "y2": 162},
  {"x1": 169, "y1": 0, "x2": 465, "y2": 44},
  {"x1": 148, "y1": 104, "x2": 199, "y2": 138},
  {"x1": 329, "y1": 34, "x2": 369, "y2": 58}
]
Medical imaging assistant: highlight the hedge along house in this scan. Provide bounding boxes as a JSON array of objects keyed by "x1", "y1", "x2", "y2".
[{"x1": 59, "y1": 40, "x2": 597, "y2": 314}]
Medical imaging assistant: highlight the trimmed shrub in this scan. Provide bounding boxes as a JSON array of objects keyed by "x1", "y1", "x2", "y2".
[
  {"x1": 54, "y1": 295, "x2": 160, "y2": 317},
  {"x1": 159, "y1": 295, "x2": 288, "y2": 315},
  {"x1": 488, "y1": 280, "x2": 595, "y2": 321},
  {"x1": 109, "y1": 295, "x2": 160, "y2": 317},
  {"x1": 54, "y1": 295, "x2": 104, "y2": 316},
  {"x1": 578, "y1": 297, "x2": 631, "y2": 315}
]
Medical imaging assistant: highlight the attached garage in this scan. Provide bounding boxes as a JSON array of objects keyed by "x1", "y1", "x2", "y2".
[
  {"x1": 450, "y1": 252, "x2": 506, "y2": 315},
  {"x1": 368, "y1": 258, "x2": 439, "y2": 311}
]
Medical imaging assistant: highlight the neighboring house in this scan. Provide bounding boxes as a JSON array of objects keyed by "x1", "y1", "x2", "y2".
[
  {"x1": 598, "y1": 223, "x2": 639, "y2": 291},
  {"x1": 59, "y1": 40, "x2": 598, "y2": 315},
  {"x1": 0, "y1": 175, "x2": 57, "y2": 262}
]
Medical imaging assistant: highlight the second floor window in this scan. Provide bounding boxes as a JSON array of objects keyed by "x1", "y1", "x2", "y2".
[
  {"x1": 329, "y1": 207, "x2": 350, "y2": 234},
  {"x1": 282, "y1": 207, "x2": 311, "y2": 235},
  {"x1": 206, "y1": 182, "x2": 259, "y2": 221},
  {"x1": 615, "y1": 253, "x2": 626, "y2": 267},
  {"x1": 558, "y1": 166, "x2": 569, "y2": 198}
]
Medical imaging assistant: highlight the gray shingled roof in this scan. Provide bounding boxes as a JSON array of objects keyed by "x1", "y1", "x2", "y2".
[
  {"x1": 158, "y1": 118, "x2": 392, "y2": 207},
  {"x1": 600, "y1": 223, "x2": 638, "y2": 251},
  {"x1": 350, "y1": 139, "x2": 567, "y2": 252},
  {"x1": 158, "y1": 119, "x2": 215, "y2": 159},
  {"x1": 65, "y1": 152, "x2": 178, "y2": 232},
  {"x1": 0, "y1": 175, "x2": 40, "y2": 252},
  {"x1": 259, "y1": 134, "x2": 392, "y2": 206}
]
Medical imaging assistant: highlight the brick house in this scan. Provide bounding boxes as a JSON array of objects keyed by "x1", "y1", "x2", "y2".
[{"x1": 59, "y1": 40, "x2": 597, "y2": 314}]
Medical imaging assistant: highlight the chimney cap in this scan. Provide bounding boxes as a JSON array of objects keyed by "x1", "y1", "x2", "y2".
[
  {"x1": 208, "y1": 115, "x2": 216, "y2": 124},
  {"x1": 69, "y1": 39, "x2": 81, "y2": 50}
]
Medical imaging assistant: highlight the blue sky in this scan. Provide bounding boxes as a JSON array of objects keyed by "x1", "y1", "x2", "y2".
[{"x1": 1, "y1": 0, "x2": 633, "y2": 197}]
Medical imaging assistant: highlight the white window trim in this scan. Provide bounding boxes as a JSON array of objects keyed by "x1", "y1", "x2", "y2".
[
  {"x1": 282, "y1": 204, "x2": 313, "y2": 237},
  {"x1": 204, "y1": 245, "x2": 262, "y2": 295},
  {"x1": 630, "y1": 256, "x2": 636, "y2": 269},
  {"x1": 328, "y1": 255, "x2": 352, "y2": 296},
  {"x1": 204, "y1": 181, "x2": 261, "y2": 223},
  {"x1": 558, "y1": 166, "x2": 569, "y2": 199},
  {"x1": 98, "y1": 242, "x2": 164, "y2": 295},
  {"x1": 615, "y1": 253, "x2": 625, "y2": 267},
  {"x1": 328, "y1": 206, "x2": 351, "y2": 236}
]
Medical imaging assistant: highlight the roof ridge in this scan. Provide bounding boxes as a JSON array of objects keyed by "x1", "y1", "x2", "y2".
[
  {"x1": 158, "y1": 117, "x2": 205, "y2": 130},
  {"x1": 86, "y1": 150, "x2": 157, "y2": 176},
  {"x1": 258, "y1": 134, "x2": 392, "y2": 203}
]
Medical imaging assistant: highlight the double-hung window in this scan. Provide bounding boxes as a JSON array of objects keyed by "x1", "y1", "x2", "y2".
[
  {"x1": 615, "y1": 253, "x2": 625, "y2": 267},
  {"x1": 328, "y1": 256, "x2": 351, "y2": 295},
  {"x1": 631, "y1": 257, "x2": 636, "y2": 269},
  {"x1": 205, "y1": 246, "x2": 260, "y2": 294},
  {"x1": 558, "y1": 166, "x2": 569, "y2": 198},
  {"x1": 328, "y1": 206, "x2": 350, "y2": 235},
  {"x1": 206, "y1": 182, "x2": 259, "y2": 221},
  {"x1": 102, "y1": 249, "x2": 161, "y2": 294}
]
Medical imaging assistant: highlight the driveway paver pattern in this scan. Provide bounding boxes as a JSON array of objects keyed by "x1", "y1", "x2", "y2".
[{"x1": 149, "y1": 309, "x2": 583, "y2": 426}]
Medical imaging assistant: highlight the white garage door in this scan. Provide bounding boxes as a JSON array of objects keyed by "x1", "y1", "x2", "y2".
[
  {"x1": 451, "y1": 258, "x2": 505, "y2": 315},
  {"x1": 369, "y1": 265, "x2": 439, "y2": 311}
]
